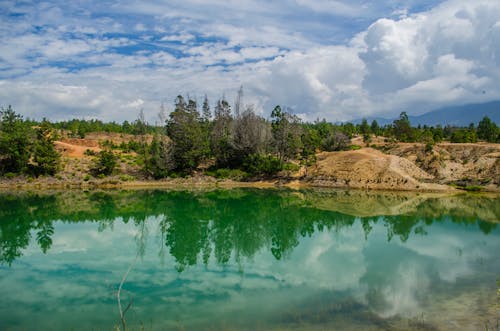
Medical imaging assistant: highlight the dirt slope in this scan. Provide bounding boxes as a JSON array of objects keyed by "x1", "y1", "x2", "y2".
[
  {"x1": 385, "y1": 142, "x2": 500, "y2": 188},
  {"x1": 305, "y1": 148, "x2": 452, "y2": 191},
  {"x1": 54, "y1": 140, "x2": 101, "y2": 158}
]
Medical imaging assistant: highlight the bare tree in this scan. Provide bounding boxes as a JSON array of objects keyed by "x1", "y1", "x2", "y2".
[
  {"x1": 234, "y1": 85, "x2": 243, "y2": 118},
  {"x1": 232, "y1": 105, "x2": 271, "y2": 156},
  {"x1": 158, "y1": 102, "x2": 167, "y2": 126}
]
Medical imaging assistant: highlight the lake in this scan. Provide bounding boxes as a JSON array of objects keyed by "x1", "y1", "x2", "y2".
[{"x1": 0, "y1": 189, "x2": 499, "y2": 330}]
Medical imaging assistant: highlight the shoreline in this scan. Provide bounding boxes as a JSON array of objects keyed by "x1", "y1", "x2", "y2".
[{"x1": 0, "y1": 176, "x2": 498, "y2": 194}]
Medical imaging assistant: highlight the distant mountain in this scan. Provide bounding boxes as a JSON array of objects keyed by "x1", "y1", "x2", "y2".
[{"x1": 353, "y1": 100, "x2": 500, "y2": 127}]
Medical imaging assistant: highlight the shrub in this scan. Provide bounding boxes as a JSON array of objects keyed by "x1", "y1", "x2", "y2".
[
  {"x1": 119, "y1": 174, "x2": 135, "y2": 182},
  {"x1": 242, "y1": 154, "x2": 282, "y2": 176},
  {"x1": 282, "y1": 162, "x2": 300, "y2": 172},
  {"x1": 3, "y1": 172, "x2": 16, "y2": 179},
  {"x1": 84, "y1": 149, "x2": 97, "y2": 156},
  {"x1": 91, "y1": 150, "x2": 117, "y2": 177}
]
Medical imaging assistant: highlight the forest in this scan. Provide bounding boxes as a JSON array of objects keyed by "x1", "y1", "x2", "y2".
[{"x1": 1, "y1": 92, "x2": 499, "y2": 179}]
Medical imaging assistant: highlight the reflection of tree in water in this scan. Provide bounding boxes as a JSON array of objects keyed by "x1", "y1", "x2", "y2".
[{"x1": 0, "y1": 190, "x2": 498, "y2": 268}]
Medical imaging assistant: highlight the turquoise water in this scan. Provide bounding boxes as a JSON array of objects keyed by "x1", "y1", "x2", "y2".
[{"x1": 0, "y1": 189, "x2": 499, "y2": 330}]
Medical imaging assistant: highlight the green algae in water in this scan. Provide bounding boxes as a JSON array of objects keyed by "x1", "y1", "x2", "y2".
[{"x1": 0, "y1": 189, "x2": 499, "y2": 330}]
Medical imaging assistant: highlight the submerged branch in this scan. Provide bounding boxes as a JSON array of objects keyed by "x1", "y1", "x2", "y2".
[{"x1": 117, "y1": 255, "x2": 138, "y2": 331}]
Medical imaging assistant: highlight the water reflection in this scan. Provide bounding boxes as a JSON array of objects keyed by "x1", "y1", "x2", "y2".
[
  {"x1": 0, "y1": 189, "x2": 497, "y2": 267},
  {"x1": 0, "y1": 189, "x2": 498, "y2": 330}
]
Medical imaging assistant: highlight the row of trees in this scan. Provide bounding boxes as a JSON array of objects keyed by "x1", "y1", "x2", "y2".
[
  {"x1": 360, "y1": 112, "x2": 499, "y2": 144},
  {"x1": 1, "y1": 97, "x2": 499, "y2": 178},
  {"x1": 143, "y1": 95, "x2": 355, "y2": 178}
]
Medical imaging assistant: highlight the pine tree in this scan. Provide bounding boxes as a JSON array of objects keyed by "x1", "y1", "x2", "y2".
[
  {"x1": 0, "y1": 105, "x2": 31, "y2": 175},
  {"x1": 31, "y1": 121, "x2": 60, "y2": 176},
  {"x1": 166, "y1": 95, "x2": 205, "y2": 171}
]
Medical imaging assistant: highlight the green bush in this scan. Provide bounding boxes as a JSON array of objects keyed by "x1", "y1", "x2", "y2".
[
  {"x1": 84, "y1": 149, "x2": 97, "y2": 156},
  {"x1": 119, "y1": 174, "x2": 135, "y2": 182},
  {"x1": 3, "y1": 172, "x2": 16, "y2": 179},
  {"x1": 242, "y1": 154, "x2": 282, "y2": 176},
  {"x1": 91, "y1": 150, "x2": 117, "y2": 177},
  {"x1": 282, "y1": 162, "x2": 300, "y2": 172}
]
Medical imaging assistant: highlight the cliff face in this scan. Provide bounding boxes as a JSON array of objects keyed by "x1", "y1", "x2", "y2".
[{"x1": 304, "y1": 143, "x2": 500, "y2": 192}]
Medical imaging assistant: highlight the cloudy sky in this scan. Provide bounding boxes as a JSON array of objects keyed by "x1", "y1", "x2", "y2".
[{"x1": 1, "y1": 0, "x2": 499, "y2": 122}]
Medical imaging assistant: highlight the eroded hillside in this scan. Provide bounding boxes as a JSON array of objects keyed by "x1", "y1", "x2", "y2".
[{"x1": 304, "y1": 142, "x2": 500, "y2": 192}]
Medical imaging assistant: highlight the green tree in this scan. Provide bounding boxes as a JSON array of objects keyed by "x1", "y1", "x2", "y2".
[
  {"x1": 211, "y1": 98, "x2": 234, "y2": 167},
  {"x1": 166, "y1": 96, "x2": 205, "y2": 171},
  {"x1": 359, "y1": 118, "x2": 371, "y2": 135},
  {"x1": 300, "y1": 127, "x2": 320, "y2": 162},
  {"x1": 271, "y1": 105, "x2": 302, "y2": 163},
  {"x1": 477, "y1": 116, "x2": 498, "y2": 142},
  {"x1": 0, "y1": 106, "x2": 31, "y2": 175},
  {"x1": 144, "y1": 134, "x2": 173, "y2": 179},
  {"x1": 201, "y1": 95, "x2": 211, "y2": 123},
  {"x1": 91, "y1": 150, "x2": 117, "y2": 176},
  {"x1": 393, "y1": 112, "x2": 414, "y2": 142},
  {"x1": 31, "y1": 121, "x2": 60, "y2": 176},
  {"x1": 370, "y1": 120, "x2": 380, "y2": 136}
]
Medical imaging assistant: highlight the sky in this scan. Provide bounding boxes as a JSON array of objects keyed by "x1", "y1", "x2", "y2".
[{"x1": 1, "y1": 0, "x2": 500, "y2": 123}]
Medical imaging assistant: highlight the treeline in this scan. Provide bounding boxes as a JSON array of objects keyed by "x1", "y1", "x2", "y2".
[
  {"x1": 367, "y1": 111, "x2": 500, "y2": 145},
  {"x1": 1, "y1": 95, "x2": 499, "y2": 179}
]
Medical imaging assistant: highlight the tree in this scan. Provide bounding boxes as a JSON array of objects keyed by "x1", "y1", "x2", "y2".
[
  {"x1": 234, "y1": 85, "x2": 243, "y2": 118},
  {"x1": 359, "y1": 118, "x2": 371, "y2": 135},
  {"x1": 158, "y1": 102, "x2": 168, "y2": 127},
  {"x1": 200, "y1": 95, "x2": 212, "y2": 158},
  {"x1": 322, "y1": 131, "x2": 350, "y2": 151},
  {"x1": 201, "y1": 95, "x2": 211, "y2": 123},
  {"x1": 166, "y1": 95, "x2": 205, "y2": 171},
  {"x1": 91, "y1": 150, "x2": 117, "y2": 176},
  {"x1": 211, "y1": 97, "x2": 234, "y2": 167},
  {"x1": 144, "y1": 134, "x2": 174, "y2": 179},
  {"x1": 393, "y1": 112, "x2": 414, "y2": 142},
  {"x1": 271, "y1": 106, "x2": 303, "y2": 163},
  {"x1": 370, "y1": 120, "x2": 380, "y2": 136},
  {"x1": 232, "y1": 105, "x2": 271, "y2": 164},
  {"x1": 300, "y1": 127, "x2": 320, "y2": 162},
  {"x1": 477, "y1": 116, "x2": 498, "y2": 142},
  {"x1": 0, "y1": 105, "x2": 31, "y2": 175},
  {"x1": 31, "y1": 121, "x2": 60, "y2": 176}
]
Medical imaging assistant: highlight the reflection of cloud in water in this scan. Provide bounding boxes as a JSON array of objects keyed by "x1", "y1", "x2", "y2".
[
  {"x1": 263, "y1": 224, "x2": 367, "y2": 291},
  {"x1": 1, "y1": 212, "x2": 500, "y2": 330},
  {"x1": 377, "y1": 261, "x2": 430, "y2": 318},
  {"x1": 360, "y1": 221, "x2": 500, "y2": 320}
]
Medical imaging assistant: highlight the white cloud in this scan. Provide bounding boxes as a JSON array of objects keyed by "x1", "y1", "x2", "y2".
[
  {"x1": 1, "y1": 0, "x2": 500, "y2": 121},
  {"x1": 295, "y1": 0, "x2": 360, "y2": 16}
]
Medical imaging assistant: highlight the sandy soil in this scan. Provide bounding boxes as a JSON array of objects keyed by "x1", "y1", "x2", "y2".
[
  {"x1": 54, "y1": 140, "x2": 101, "y2": 158},
  {"x1": 305, "y1": 148, "x2": 452, "y2": 191}
]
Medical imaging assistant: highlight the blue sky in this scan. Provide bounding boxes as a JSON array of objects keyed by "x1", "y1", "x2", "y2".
[{"x1": 1, "y1": 0, "x2": 499, "y2": 122}]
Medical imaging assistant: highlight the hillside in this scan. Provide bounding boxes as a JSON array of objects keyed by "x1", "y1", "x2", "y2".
[{"x1": 303, "y1": 142, "x2": 499, "y2": 192}]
